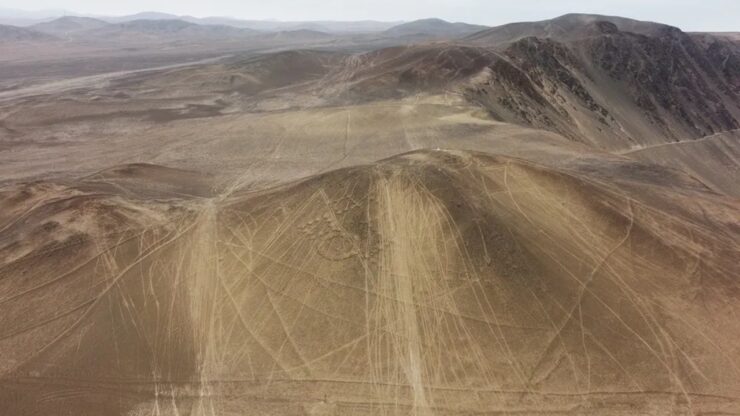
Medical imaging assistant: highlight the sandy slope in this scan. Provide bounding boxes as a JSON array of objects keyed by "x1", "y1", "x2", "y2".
[
  {"x1": 622, "y1": 129, "x2": 740, "y2": 196},
  {"x1": 1, "y1": 150, "x2": 739, "y2": 415}
]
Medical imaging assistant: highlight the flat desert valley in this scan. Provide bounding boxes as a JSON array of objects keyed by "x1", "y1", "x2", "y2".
[{"x1": 0, "y1": 12, "x2": 739, "y2": 415}]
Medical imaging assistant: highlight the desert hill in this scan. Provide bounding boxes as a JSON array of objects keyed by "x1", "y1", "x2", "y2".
[
  {"x1": 30, "y1": 16, "x2": 109, "y2": 36},
  {"x1": 384, "y1": 18, "x2": 488, "y2": 39},
  {"x1": 84, "y1": 19, "x2": 258, "y2": 40},
  {"x1": 465, "y1": 13, "x2": 673, "y2": 45},
  {"x1": 619, "y1": 129, "x2": 740, "y2": 196},
  {"x1": 0, "y1": 23, "x2": 56, "y2": 42},
  {"x1": 307, "y1": 14, "x2": 740, "y2": 151},
  {"x1": 227, "y1": 19, "x2": 399, "y2": 33},
  {"x1": 0, "y1": 149, "x2": 738, "y2": 414},
  {"x1": 120, "y1": 49, "x2": 344, "y2": 97},
  {"x1": 107, "y1": 11, "x2": 183, "y2": 22},
  {"x1": 316, "y1": 45, "x2": 497, "y2": 101},
  {"x1": 251, "y1": 29, "x2": 334, "y2": 43},
  {"x1": 107, "y1": 12, "x2": 399, "y2": 33},
  {"x1": 465, "y1": 19, "x2": 740, "y2": 149},
  {"x1": 701, "y1": 32, "x2": 740, "y2": 41}
]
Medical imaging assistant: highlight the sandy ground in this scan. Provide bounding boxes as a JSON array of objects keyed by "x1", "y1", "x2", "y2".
[
  {"x1": 0, "y1": 42, "x2": 739, "y2": 416},
  {"x1": 622, "y1": 129, "x2": 740, "y2": 196}
]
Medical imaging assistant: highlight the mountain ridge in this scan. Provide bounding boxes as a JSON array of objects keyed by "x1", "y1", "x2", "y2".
[
  {"x1": 0, "y1": 23, "x2": 57, "y2": 41},
  {"x1": 384, "y1": 18, "x2": 489, "y2": 38}
]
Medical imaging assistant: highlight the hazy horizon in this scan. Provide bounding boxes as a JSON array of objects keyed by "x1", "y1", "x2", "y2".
[{"x1": 1, "y1": 0, "x2": 739, "y2": 32}]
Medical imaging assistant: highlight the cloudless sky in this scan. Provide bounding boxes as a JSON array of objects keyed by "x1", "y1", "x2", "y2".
[{"x1": 3, "y1": 0, "x2": 739, "y2": 31}]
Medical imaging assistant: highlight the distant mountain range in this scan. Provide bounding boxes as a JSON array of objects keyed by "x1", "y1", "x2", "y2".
[
  {"x1": 0, "y1": 14, "x2": 495, "y2": 44},
  {"x1": 0, "y1": 8, "x2": 404, "y2": 33}
]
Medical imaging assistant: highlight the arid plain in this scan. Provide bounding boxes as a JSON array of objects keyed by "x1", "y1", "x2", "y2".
[{"x1": 0, "y1": 13, "x2": 739, "y2": 415}]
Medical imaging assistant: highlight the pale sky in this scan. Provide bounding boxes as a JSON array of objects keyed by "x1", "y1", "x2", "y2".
[{"x1": 3, "y1": 0, "x2": 739, "y2": 32}]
